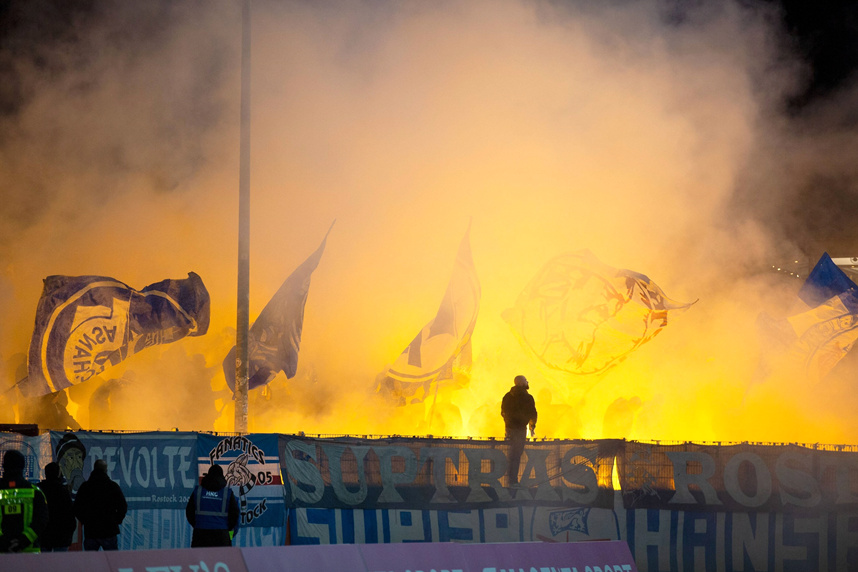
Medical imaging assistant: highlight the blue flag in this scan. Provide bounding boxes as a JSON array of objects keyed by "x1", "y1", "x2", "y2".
[
  {"x1": 24, "y1": 272, "x2": 210, "y2": 397},
  {"x1": 798, "y1": 252, "x2": 858, "y2": 307},
  {"x1": 377, "y1": 227, "x2": 481, "y2": 405},
  {"x1": 223, "y1": 225, "x2": 332, "y2": 392},
  {"x1": 772, "y1": 253, "x2": 858, "y2": 382}
]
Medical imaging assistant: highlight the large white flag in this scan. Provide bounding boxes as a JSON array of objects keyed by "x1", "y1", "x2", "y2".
[{"x1": 503, "y1": 250, "x2": 694, "y2": 375}]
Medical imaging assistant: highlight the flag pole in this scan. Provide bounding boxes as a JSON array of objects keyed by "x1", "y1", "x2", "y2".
[{"x1": 235, "y1": 0, "x2": 251, "y2": 434}]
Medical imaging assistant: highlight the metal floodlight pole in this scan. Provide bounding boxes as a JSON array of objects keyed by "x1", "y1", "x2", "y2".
[{"x1": 235, "y1": 0, "x2": 251, "y2": 434}]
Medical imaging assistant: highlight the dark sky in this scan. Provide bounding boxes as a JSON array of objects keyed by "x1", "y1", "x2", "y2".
[
  {"x1": 778, "y1": 0, "x2": 858, "y2": 110},
  {"x1": 757, "y1": 0, "x2": 858, "y2": 259}
]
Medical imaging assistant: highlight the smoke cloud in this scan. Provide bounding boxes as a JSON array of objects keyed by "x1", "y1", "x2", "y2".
[{"x1": 2, "y1": 0, "x2": 857, "y2": 443}]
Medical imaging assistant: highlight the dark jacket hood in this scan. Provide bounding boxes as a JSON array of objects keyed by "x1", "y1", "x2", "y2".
[{"x1": 201, "y1": 468, "x2": 227, "y2": 492}]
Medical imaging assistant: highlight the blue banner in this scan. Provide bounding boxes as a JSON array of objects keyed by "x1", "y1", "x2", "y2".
[
  {"x1": 0, "y1": 432, "x2": 52, "y2": 483},
  {"x1": 50, "y1": 431, "x2": 198, "y2": 509},
  {"x1": 196, "y1": 433, "x2": 286, "y2": 529},
  {"x1": 279, "y1": 435, "x2": 619, "y2": 511},
  {"x1": 288, "y1": 505, "x2": 621, "y2": 544}
]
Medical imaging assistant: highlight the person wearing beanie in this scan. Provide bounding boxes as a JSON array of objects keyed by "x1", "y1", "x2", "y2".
[
  {"x1": 501, "y1": 374, "x2": 538, "y2": 487},
  {"x1": 0, "y1": 449, "x2": 48, "y2": 553},
  {"x1": 37, "y1": 462, "x2": 77, "y2": 551},
  {"x1": 186, "y1": 464, "x2": 239, "y2": 547},
  {"x1": 56, "y1": 432, "x2": 87, "y2": 496},
  {"x1": 73, "y1": 459, "x2": 127, "y2": 550}
]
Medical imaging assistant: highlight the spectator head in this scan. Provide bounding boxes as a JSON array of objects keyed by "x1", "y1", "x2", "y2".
[
  {"x1": 45, "y1": 461, "x2": 61, "y2": 480},
  {"x1": 93, "y1": 459, "x2": 108, "y2": 474},
  {"x1": 56, "y1": 432, "x2": 86, "y2": 462},
  {"x1": 2, "y1": 450, "x2": 26, "y2": 478}
]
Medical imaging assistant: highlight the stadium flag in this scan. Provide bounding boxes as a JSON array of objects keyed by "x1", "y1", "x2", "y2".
[
  {"x1": 377, "y1": 226, "x2": 481, "y2": 405},
  {"x1": 24, "y1": 272, "x2": 210, "y2": 397},
  {"x1": 503, "y1": 250, "x2": 695, "y2": 375},
  {"x1": 775, "y1": 253, "x2": 858, "y2": 382},
  {"x1": 223, "y1": 223, "x2": 333, "y2": 392},
  {"x1": 798, "y1": 252, "x2": 858, "y2": 307}
]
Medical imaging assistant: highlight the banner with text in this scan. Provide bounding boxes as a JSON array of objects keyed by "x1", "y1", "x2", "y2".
[
  {"x1": 618, "y1": 441, "x2": 858, "y2": 513},
  {"x1": 50, "y1": 431, "x2": 198, "y2": 508},
  {"x1": 197, "y1": 433, "x2": 286, "y2": 528},
  {"x1": 279, "y1": 435, "x2": 621, "y2": 511}
]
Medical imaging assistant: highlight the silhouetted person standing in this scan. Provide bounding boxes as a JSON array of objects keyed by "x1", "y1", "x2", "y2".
[
  {"x1": 37, "y1": 462, "x2": 76, "y2": 552},
  {"x1": 501, "y1": 375, "x2": 538, "y2": 486},
  {"x1": 0, "y1": 449, "x2": 48, "y2": 553},
  {"x1": 74, "y1": 459, "x2": 127, "y2": 551},
  {"x1": 186, "y1": 464, "x2": 239, "y2": 547}
]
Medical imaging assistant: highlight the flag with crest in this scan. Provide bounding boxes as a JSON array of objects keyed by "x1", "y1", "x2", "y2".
[
  {"x1": 377, "y1": 227, "x2": 480, "y2": 405},
  {"x1": 503, "y1": 250, "x2": 694, "y2": 375},
  {"x1": 769, "y1": 252, "x2": 858, "y2": 383},
  {"x1": 24, "y1": 272, "x2": 210, "y2": 397}
]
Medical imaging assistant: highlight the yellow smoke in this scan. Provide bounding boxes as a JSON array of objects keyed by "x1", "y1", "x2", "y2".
[{"x1": 2, "y1": 1, "x2": 857, "y2": 444}]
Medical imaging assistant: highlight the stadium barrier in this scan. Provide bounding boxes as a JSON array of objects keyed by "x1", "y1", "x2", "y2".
[{"x1": 4, "y1": 540, "x2": 637, "y2": 572}]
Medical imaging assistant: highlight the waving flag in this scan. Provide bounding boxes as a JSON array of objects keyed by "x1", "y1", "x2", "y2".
[
  {"x1": 798, "y1": 252, "x2": 858, "y2": 307},
  {"x1": 223, "y1": 224, "x2": 332, "y2": 392},
  {"x1": 377, "y1": 227, "x2": 480, "y2": 405},
  {"x1": 762, "y1": 253, "x2": 858, "y2": 383},
  {"x1": 24, "y1": 272, "x2": 210, "y2": 397},
  {"x1": 503, "y1": 250, "x2": 694, "y2": 375}
]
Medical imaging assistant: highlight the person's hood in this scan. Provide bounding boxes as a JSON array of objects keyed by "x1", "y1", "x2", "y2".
[
  {"x1": 88, "y1": 469, "x2": 111, "y2": 482},
  {"x1": 509, "y1": 385, "x2": 529, "y2": 395},
  {"x1": 201, "y1": 469, "x2": 227, "y2": 492}
]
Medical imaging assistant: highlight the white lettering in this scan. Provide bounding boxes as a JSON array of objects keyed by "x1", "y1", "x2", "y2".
[
  {"x1": 464, "y1": 448, "x2": 511, "y2": 503},
  {"x1": 667, "y1": 451, "x2": 721, "y2": 505},
  {"x1": 633, "y1": 509, "x2": 672, "y2": 570},
  {"x1": 136, "y1": 447, "x2": 151, "y2": 488},
  {"x1": 162, "y1": 446, "x2": 180, "y2": 488},
  {"x1": 776, "y1": 451, "x2": 820, "y2": 508},
  {"x1": 320, "y1": 444, "x2": 370, "y2": 505},
  {"x1": 731, "y1": 512, "x2": 769, "y2": 570},
  {"x1": 284, "y1": 441, "x2": 325, "y2": 504},
  {"x1": 378, "y1": 446, "x2": 419, "y2": 503},
  {"x1": 724, "y1": 452, "x2": 772, "y2": 508},
  {"x1": 420, "y1": 447, "x2": 460, "y2": 504},
  {"x1": 119, "y1": 446, "x2": 136, "y2": 488},
  {"x1": 559, "y1": 448, "x2": 599, "y2": 505},
  {"x1": 519, "y1": 449, "x2": 562, "y2": 502},
  {"x1": 178, "y1": 446, "x2": 195, "y2": 488}
]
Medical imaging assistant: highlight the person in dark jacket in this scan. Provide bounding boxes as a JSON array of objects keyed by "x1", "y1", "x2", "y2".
[
  {"x1": 73, "y1": 459, "x2": 127, "y2": 550},
  {"x1": 186, "y1": 464, "x2": 239, "y2": 547},
  {"x1": 0, "y1": 449, "x2": 48, "y2": 553},
  {"x1": 37, "y1": 461, "x2": 77, "y2": 551},
  {"x1": 501, "y1": 374, "x2": 538, "y2": 486}
]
